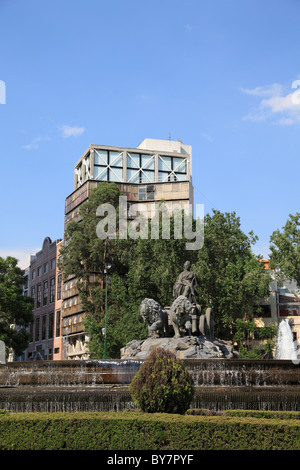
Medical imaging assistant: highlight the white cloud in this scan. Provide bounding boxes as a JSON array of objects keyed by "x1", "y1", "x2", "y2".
[
  {"x1": 60, "y1": 125, "x2": 85, "y2": 138},
  {"x1": 241, "y1": 80, "x2": 300, "y2": 125},
  {"x1": 23, "y1": 136, "x2": 51, "y2": 150},
  {"x1": 185, "y1": 24, "x2": 193, "y2": 31}
]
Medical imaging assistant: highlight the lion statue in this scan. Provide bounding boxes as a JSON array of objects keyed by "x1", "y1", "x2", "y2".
[
  {"x1": 169, "y1": 295, "x2": 193, "y2": 338},
  {"x1": 140, "y1": 298, "x2": 170, "y2": 338}
]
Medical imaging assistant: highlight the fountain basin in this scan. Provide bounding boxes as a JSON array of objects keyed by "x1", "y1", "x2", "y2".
[{"x1": 0, "y1": 359, "x2": 299, "y2": 413}]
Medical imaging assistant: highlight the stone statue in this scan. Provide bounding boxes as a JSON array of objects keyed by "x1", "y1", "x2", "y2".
[
  {"x1": 140, "y1": 298, "x2": 170, "y2": 338},
  {"x1": 173, "y1": 261, "x2": 200, "y2": 305},
  {"x1": 169, "y1": 295, "x2": 193, "y2": 338}
]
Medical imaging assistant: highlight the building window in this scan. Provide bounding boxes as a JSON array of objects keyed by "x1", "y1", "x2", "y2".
[
  {"x1": 37, "y1": 266, "x2": 42, "y2": 277},
  {"x1": 158, "y1": 155, "x2": 187, "y2": 182},
  {"x1": 32, "y1": 269, "x2": 36, "y2": 281},
  {"x1": 127, "y1": 153, "x2": 155, "y2": 184},
  {"x1": 35, "y1": 317, "x2": 40, "y2": 342},
  {"x1": 42, "y1": 315, "x2": 47, "y2": 340},
  {"x1": 57, "y1": 274, "x2": 62, "y2": 301},
  {"x1": 138, "y1": 185, "x2": 155, "y2": 201},
  {"x1": 94, "y1": 149, "x2": 123, "y2": 182},
  {"x1": 56, "y1": 310, "x2": 61, "y2": 337},
  {"x1": 48, "y1": 312, "x2": 54, "y2": 339},
  {"x1": 31, "y1": 286, "x2": 35, "y2": 308},
  {"x1": 43, "y1": 280, "x2": 48, "y2": 306},
  {"x1": 29, "y1": 322, "x2": 33, "y2": 342},
  {"x1": 50, "y1": 258, "x2": 56, "y2": 270},
  {"x1": 44, "y1": 263, "x2": 48, "y2": 274},
  {"x1": 50, "y1": 277, "x2": 55, "y2": 303},
  {"x1": 37, "y1": 284, "x2": 41, "y2": 308}
]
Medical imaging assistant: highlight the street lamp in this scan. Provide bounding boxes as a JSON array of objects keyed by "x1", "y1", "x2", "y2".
[{"x1": 104, "y1": 261, "x2": 111, "y2": 359}]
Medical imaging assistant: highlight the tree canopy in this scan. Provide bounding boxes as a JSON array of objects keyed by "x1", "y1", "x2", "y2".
[
  {"x1": 60, "y1": 183, "x2": 271, "y2": 357},
  {"x1": 194, "y1": 210, "x2": 271, "y2": 337},
  {"x1": 0, "y1": 256, "x2": 34, "y2": 357},
  {"x1": 269, "y1": 212, "x2": 300, "y2": 286}
]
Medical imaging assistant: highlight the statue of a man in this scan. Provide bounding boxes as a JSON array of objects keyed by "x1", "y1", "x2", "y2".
[{"x1": 173, "y1": 261, "x2": 199, "y2": 305}]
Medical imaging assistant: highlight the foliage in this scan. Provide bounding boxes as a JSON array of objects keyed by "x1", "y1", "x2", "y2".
[
  {"x1": 129, "y1": 348, "x2": 194, "y2": 414},
  {"x1": 269, "y1": 212, "x2": 300, "y2": 286},
  {"x1": 233, "y1": 319, "x2": 277, "y2": 358},
  {"x1": 1, "y1": 411, "x2": 300, "y2": 450},
  {"x1": 60, "y1": 183, "x2": 197, "y2": 359},
  {"x1": 0, "y1": 256, "x2": 33, "y2": 356},
  {"x1": 194, "y1": 210, "x2": 271, "y2": 338}
]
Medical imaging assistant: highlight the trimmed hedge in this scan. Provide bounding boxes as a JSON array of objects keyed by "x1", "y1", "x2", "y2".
[{"x1": 1, "y1": 411, "x2": 300, "y2": 450}]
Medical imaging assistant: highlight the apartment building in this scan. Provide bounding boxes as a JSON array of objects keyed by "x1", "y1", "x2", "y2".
[
  {"x1": 26, "y1": 237, "x2": 63, "y2": 360},
  {"x1": 62, "y1": 138, "x2": 195, "y2": 359}
]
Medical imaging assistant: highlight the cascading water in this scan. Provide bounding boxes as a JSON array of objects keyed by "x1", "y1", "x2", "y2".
[{"x1": 276, "y1": 319, "x2": 298, "y2": 361}]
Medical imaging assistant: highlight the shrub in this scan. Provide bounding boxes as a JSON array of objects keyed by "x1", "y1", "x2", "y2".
[{"x1": 129, "y1": 347, "x2": 194, "y2": 414}]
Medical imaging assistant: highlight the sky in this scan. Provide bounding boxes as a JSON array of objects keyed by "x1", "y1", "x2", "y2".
[{"x1": 0, "y1": 0, "x2": 299, "y2": 269}]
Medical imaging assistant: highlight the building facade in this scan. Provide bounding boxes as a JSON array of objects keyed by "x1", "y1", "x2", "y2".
[
  {"x1": 26, "y1": 237, "x2": 64, "y2": 361},
  {"x1": 253, "y1": 260, "x2": 300, "y2": 356},
  {"x1": 62, "y1": 138, "x2": 195, "y2": 359}
]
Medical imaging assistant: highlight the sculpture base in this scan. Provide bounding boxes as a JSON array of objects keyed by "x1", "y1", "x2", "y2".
[{"x1": 120, "y1": 335, "x2": 239, "y2": 360}]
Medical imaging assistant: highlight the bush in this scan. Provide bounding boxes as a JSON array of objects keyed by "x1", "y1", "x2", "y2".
[{"x1": 129, "y1": 347, "x2": 194, "y2": 414}]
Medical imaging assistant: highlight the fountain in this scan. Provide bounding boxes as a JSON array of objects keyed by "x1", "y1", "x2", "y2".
[
  {"x1": 276, "y1": 319, "x2": 299, "y2": 362},
  {"x1": 1, "y1": 263, "x2": 300, "y2": 413}
]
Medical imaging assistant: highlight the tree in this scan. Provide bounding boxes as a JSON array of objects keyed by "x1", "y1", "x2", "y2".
[
  {"x1": 60, "y1": 182, "x2": 136, "y2": 358},
  {"x1": 269, "y1": 213, "x2": 300, "y2": 286},
  {"x1": 0, "y1": 256, "x2": 34, "y2": 357},
  {"x1": 60, "y1": 183, "x2": 198, "y2": 358},
  {"x1": 194, "y1": 210, "x2": 270, "y2": 338}
]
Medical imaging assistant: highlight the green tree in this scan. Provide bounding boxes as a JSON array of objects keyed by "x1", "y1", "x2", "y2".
[
  {"x1": 0, "y1": 256, "x2": 33, "y2": 357},
  {"x1": 60, "y1": 184, "x2": 198, "y2": 359},
  {"x1": 194, "y1": 210, "x2": 270, "y2": 338},
  {"x1": 269, "y1": 213, "x2": 300, "y2": 286}
]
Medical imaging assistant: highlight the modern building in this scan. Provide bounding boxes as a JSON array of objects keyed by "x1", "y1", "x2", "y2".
[
  {"x1": 61, "y1": 138, "x2": 195, "y2": 359},
  {"x1": 26, "y1": 237, "x2": 64, "y2": 361}
]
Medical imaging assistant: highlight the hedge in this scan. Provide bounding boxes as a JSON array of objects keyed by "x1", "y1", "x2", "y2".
[{"x1": 1, "y1": 411, "x2": 300, "y2": 450}]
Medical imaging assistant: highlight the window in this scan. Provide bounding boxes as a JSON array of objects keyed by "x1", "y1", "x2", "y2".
[
  {"x1": 50, "y1": 258, "x2": 56, "y2": 270},
  {"x1": 31, "y1": 286, "x2": 35, "y2": 308},
  {"x1": 94, "y1": 149, "x2": 123, "y2": 182},
  {"x1": 56, "y1": 310, "x2": 61, "y2": 337},
  {"x1": 42, "y1": 315, "x2": 47, "y2": 340},
  {"x1": 37, "y1": 266, "x2": 42, "y2": 277},
  {"x1": 37, "y1": 284, "x2": 41, "y2": 308},
  {"x1": 50, "y1": 277, "x2": 55, "y2": 303},
  {"x1": 43, "y1": 280, "x2": 48, "y2": 306},
  {"x1": 35, "y1": 317, "x2": 40, "y2": 341},
  {"x1": 48, "y1": 312, "x2": 54, "y2": 339},
  {"x1": 127, "y1": 153, "x2": 155, "y2": 184},
  {"x1": 29, "y1": 323, "x2": 33, "y2": 342},
  {"x1": 138, "y1": 185, "x2": 155, "y2": 201},
  {"x1": 158, "y1": 155, "x2": 187, "y2": 182},
  {"x1": 32, "y1": 269, "x2": 36, "y2": 281},
  {"x1": 57, "y1": 274, "x2": 62, "y2": 301},
  {"x1": 44, "y1": 263, "x2": 48, "y2": 274}
]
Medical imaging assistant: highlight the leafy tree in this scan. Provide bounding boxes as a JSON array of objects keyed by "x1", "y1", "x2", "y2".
[
  {"x1": 0, "y1": 256, "x2": 33, "y2": 357},
  {"x1": 60, "y1": 183, "x2": 198, "y2": 359},
  {"x1": 269, "y1": 213, "x2": 300, "y2": 286},
  {"x1": 194, "y1": 210, "x2": 270, "y2": 338}
]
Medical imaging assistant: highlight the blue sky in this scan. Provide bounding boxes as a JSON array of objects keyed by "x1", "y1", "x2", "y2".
[{"x1": 0, "y1": 0, "x2": 299, "y2": 268}]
